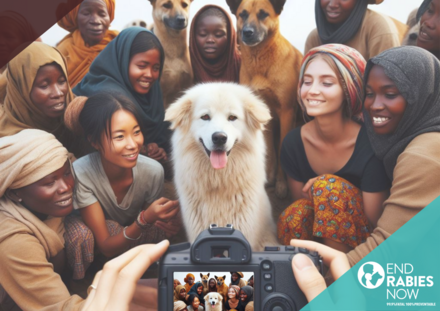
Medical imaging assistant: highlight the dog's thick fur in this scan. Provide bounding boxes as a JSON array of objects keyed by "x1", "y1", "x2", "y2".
[
  {"x1": 165, "y1": 83, "x2": 278, "y2": 251},
  {"x1": 204, "y1": 292, "x2": 223, "y2": 311},
  {"x1": 148, "y1": 0, "x2": 193, "y2": 109},
  {"x1": 214, "y1": 275, "x2": 228, "y2": 305},
  {"x1": 201, "y1": 273, "x2": 210, "y2": 295},
  {"x1": 227, "y1": 0, "x2": 303, "y2": 198},
  {"x1": 402, "y1": 8, "x2": 419, "y2": 46}
]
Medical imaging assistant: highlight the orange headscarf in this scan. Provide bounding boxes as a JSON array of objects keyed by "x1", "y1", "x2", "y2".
[
  {"x1": 56, "y1": 0, "x2": 118, "y2": 87},
  {"x1": 184, "y1": 273, "x2": 195, "y2": 293}
]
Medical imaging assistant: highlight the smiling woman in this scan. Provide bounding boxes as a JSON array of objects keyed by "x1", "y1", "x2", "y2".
[
  {"x1": 0, "y1": 129, "x2": 84, "y2": 311},
  {"x1": 417, "y1": 0, "x2": 440, "y2": 59},
  {"x1": 0, "y1": 42, "x2": 75, "y2": 150},
  {"x1": 57, "y1": 0, "x2": 118, "y2": 87}
]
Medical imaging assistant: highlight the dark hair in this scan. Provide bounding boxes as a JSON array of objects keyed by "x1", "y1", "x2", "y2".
[
  {"x1": 129, "y1": 31, "x2": 165, "y2": 73},
  {"x1": 196, "y1": 7, "x2": 228, "y2": 26},
  {"x1": 79, "y1": 92, "x2": 144, "y2": 149},
  {"x1": 187, "y1": 294, "x2": 199, "y2": 305}
]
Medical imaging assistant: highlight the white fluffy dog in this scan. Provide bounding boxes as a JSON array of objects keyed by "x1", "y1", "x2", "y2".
[
  {"x1": 165, "y1": 83, "x2": 278, "y2": 251},
  {"x1": 204, "y1": 292, "x2": 223, "y2": 311}
]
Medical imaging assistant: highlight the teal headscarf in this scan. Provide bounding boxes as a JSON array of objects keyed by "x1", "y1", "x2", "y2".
[{"x1": 73, "y1": 27, "x2": 169, "y2": 148}]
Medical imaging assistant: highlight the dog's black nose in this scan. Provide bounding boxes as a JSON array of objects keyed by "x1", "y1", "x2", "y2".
[
  {"x1": 409, "y1": 33, "x2": 418, "y2": 40},
  {"x1": 212, "y1": 132, "x2": 227, "y2": 146},
  {"x1": 243, "y1": 27, "x2": 254, "y2": 38},
  {"x1": 176, "y1": 15, "x2": 186, "y2": 25}
]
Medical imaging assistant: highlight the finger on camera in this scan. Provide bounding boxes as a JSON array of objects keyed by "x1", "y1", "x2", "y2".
[
  {"x1": 106, "y1": 241, "x2": 169, "y2": 309},
  {"x1": 289, "y1": 240, "x2": 349, "y2": 279},
  {"x1": 292, "y1": 254, "x2": 327, "y2": 302}
]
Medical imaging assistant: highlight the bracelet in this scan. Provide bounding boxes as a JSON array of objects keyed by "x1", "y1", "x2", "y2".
[
  {"x1": 123, "y1": 226, "x2": 142, "y2": 241},
  {"x1": 136, "y1": 210, "x2": 153, "y2": 229}
]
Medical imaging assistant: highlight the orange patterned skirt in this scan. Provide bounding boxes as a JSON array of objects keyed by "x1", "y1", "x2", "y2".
[{"x1": 277, "y1": 174, "x2": 371, "y2": 248}]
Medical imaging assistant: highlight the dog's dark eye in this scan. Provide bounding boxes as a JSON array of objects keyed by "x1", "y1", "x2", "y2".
[
  {"x1": 162, "y1": 2, "x2": 172, "y2": 9},
  {"x1": 257, "y1": 10, "x2": 269, "y2": 20},
  {"x1": 201, "y1": 114, "x2": 210, "y2": 121},
  {"x1": 181, "y1": 2, "x2": 188, "y2": 8},
  {"x1": 239, "y1": 10, "x2": 249, "y2": 19},
  {"x1": 228, "y1": 115, "x2": 237, "y2": 121}
]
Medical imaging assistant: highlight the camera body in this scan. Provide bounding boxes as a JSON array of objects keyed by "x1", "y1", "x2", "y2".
[{"x1": 158, "y1": 224, "x2": 323, "y2": 311}]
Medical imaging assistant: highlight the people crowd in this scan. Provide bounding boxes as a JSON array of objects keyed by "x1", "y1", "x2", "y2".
[{"x1": 0, "y1": 0, "x2": 439, "y2": 310}]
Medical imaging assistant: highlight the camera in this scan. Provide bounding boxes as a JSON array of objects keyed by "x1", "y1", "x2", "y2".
[{"x1": 158, "y1": 224, "x2": 323, "y2": 311}]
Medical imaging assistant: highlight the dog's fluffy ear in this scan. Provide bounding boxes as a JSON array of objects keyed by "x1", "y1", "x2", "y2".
[
  {"x1": 223, "y1": 275, "x2": 226, "y2": 280},
  {"x1": 200, "y1": 273, "x2": 203, "y2": 278},
  {"x1": 204, "y1": 293, "x2": 209, "y2": 301},
  {"x1": 165, "y1": 95, "x2": 192, "y2": 131},
  {"x1": 244, "y1": 94, "x2": 272, "y2": 130},
  {"x1": 215, "y1": 275, "x2": 218, "y2": 280},
  {"x1": 207, "y1": 273, "x2": 210, "y2": 277},
  {"x1": 270, "y1": 0, "x2": 286, "y2": 15},
  {"x1": 226, "y1": 0, "x2": 242, "y2": 15}
]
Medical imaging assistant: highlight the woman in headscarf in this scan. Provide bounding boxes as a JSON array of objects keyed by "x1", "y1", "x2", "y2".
[
  {"x1": 416, "y1": 0, "x2": 440, "y2": 59},
  {"x1": 229, "y1": 272, "x2": 247, "y2": 288},
  {"x1": 277, "y1": 44, "x2": 390, "y2": 253},
  {"x1": 186, "y1": 282, "x2": 205, "y2": 308},
  {"x1": 57, "y1": 0, "x2": 118, "y2": 87},
  {"x1": 305, "y1": 0, "x2": 407, "y2": 60},
  {"x1": 207, "y1": 278, "x2": 217, "y2": 294},
  {"x1": 239, "y1": 286, "x2": 253, "y2": 310},
  {"x1": 174, "y1": 279, "x2": 182, "y2": 289},
  {"x1": 0, "y1": 129, "x2": 84, "y2": 310},
  {"x1": 184, "y1": 273, "x2": 196, "y2": 293},
  {"x1": 0, "y1": 42, "x2": 79, "y2": 153},
  {"x1": 189, "y1": 4, "x2": 241, "y2": 84},
  {"x1": 174, "y1": 285, "x2": 187, "y2": 302},
  {"x1": 73, "y1": 27, "x2": 170, "y2": 160},
  {"x1": 347, "y1": 46, "x2": 440, "y2": 266},
  {"x1": 225, "y1": 285, "x2": 244, "y2": 311}
]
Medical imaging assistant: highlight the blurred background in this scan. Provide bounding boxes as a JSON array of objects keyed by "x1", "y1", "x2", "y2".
[{"x1": 41, "y1": 0, "x2": 423, "y2": 54}]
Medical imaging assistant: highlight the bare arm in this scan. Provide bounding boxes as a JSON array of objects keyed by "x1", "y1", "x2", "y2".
[
  {"x1": 362, "y1": 190, "x2": 389, "y2": 228},
  {"x1": 287, "y1": 176, "x2": 306, "y2": 202},
  {"x1": 80, "y1": 202, "x2": 141, "y2": 258}
]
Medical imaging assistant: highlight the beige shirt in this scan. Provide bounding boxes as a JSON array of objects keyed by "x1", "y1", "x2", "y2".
[
  {"x1": 347, "y1": 132, "x2": 440, "y2": 266},
  {"x1": 305, "y1": 9, "x2": 406, "y2": 60}
]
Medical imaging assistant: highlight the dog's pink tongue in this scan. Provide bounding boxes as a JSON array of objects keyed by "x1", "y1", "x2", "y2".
[{"x1": 210, "y1": 150, "x2": 227, "y2": 169}]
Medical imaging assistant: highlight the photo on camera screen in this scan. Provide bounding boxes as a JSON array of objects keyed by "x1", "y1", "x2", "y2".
[{"x1": 173, "y1": 271, "x2": 255, "y2": 311}]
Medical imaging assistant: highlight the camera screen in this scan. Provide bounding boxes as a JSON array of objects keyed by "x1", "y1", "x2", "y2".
[{"x1": 173, "y1": 271, "x2": 255, "y2": 311}]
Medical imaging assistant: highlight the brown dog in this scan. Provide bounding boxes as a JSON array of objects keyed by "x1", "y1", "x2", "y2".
[
  {"x1": 201, "y1": 273, "x2": 210, "y2": 295},
  {"x1": 227, "y1": 0, "x2": 303, "y2": 198},
  {"x1": 215, "y1": 275, "x2": 228, "y2": 305},
  {"x1": 148, "y1": 0, "x2": 194, "y2": 109}
]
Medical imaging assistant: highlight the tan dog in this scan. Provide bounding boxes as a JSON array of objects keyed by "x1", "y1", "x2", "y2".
[
  {"x1": 215, "y1": 275, "x2": 228, "y2": 304},
  {"x1": 201, "y1": 273, "x2": 210, "y2": 295},
  {"x1": 148, "y1": 0, "x2": 194, "y2": 109},
  {"x1": 227, "y1": 0, "x2": 303, "y2": 198}
]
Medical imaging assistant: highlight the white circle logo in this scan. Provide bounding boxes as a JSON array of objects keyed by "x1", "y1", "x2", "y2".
[{"x1": 358, "y1": 261, "x2": 385, "y2": 289}]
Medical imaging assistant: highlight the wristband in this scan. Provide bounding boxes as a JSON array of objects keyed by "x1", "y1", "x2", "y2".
[
  {"x1": 136, "y1": 210, "x2": 153, "y2": 229},
  {"x1": 123, "y1": 226, "x2": 141, "y2": 241}
]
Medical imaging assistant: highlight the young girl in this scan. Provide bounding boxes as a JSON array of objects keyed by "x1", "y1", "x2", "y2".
[
  {"x1": 186, "y1": 295, "x2": 203, "y2": 311},
  {"x1": 73, "y1": 27, "x2": 169, "y2": 161},
  {"x1": 416, "y1": 0, "x2": 440, "y2": 59},
  {"x1": 190, "y1": 5, "x2": 241, "y2": 84},
  {"x1": 277, "y1": 44, "x2": 390, "y2": 253},
  {"x1": 63, "y1": 92, "x2": 181, "y2": 279},
  {"x1": 305, "y1": 0, "x2": 405, "y2": 60},
  {"x1": 207, "y1": 278, "x2": 217, "y2": 294},
  {"x1": 225, "y1": 285, "x2": 244, "y2": 311},
  {"x1": 57, "y1": 0, "x2": 118, "y2": 87},
  {"x1": 0, "y1": 42, "x2": 75, "y2": 151},
  {"x1": 347, "y1": 46, "x2": 440, "y2": 265}
]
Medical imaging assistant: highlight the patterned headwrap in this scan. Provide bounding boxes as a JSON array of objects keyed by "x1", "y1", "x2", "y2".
[{"x1": 298, "y1": 44, "x2": 366, "y2": 120}]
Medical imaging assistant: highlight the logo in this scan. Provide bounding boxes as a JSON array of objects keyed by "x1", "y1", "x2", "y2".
[{"x1": 358, "y1": 261, "x2": 385, "y2": 289}]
